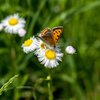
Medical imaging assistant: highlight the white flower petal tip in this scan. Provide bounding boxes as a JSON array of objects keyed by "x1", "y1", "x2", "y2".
[
  {"x1": 0, "y1": 24, "x2": 3, "y2": 31},
  {"x1": 22, "y1": 36, "x2": 38, "y2": 53},
  {"x1": 65, "y1": 46, "x2": 76, "y2": 54},
  {"x1": 18, "y1": 28, "x2": 26, "y2": 37},
  {"x1": 1, "y1": 14, "x2": 26, "y2": 34}
]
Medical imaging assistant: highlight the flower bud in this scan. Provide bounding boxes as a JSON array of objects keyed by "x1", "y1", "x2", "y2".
[
  {"x1": 65, "y1": 46, "x2": 75, "y2": 54},
  {"x1": 18, "y1": 28, "x2": 26, "y2": 37}
]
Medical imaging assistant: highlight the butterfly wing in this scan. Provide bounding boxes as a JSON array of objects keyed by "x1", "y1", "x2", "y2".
[
  {"x1": 41, "y1": 28, "x2": 52, "y2": 37},
  {"x1": 36, "y1": 35, "x2": 50, "y2": 46},
  {"x1": 36, "y1": 28, "x2": 55, "y2": 47},
  {"x1": 41, "y1": 28, "x2": 56, "y2": 47},
  {"x1": 52, "y1": 26, "x2": 63, "y2": 46},
  {"x1": 43, "y1": 36, "x2": 55, "y2": 47}
]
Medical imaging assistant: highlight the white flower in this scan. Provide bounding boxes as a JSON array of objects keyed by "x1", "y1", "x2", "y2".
[
  {"x1": 0, "y1": 24, "x2": 3, "y2": 31},
  {"x1": 1, "y1": 14, "x2": 26, "y2": 34},
  {"x1": 37, "y1": 49, "x2": 63, "y2": 68},
  {"x1": 35, "y1": 39, "x2": 47, "y2": 55},
  {"x1": 18, "y1": 28, "x2": 26, "y2": 37},
  {"x1": 22, "y1": 36, "x2": 38, "y2": 53},
  {"x1": 65, "y1": 46, "x2": 76, "y2": 54}
]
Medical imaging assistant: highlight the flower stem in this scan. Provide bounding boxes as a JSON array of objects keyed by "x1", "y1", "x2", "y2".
[{"x1": 48, "y1": 69, "x2": 53, "y2": 100}]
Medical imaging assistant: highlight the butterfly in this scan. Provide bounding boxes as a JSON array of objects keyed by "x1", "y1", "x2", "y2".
[{"x1": 36, "y1": 26, "x2": 63, "y2": 49}]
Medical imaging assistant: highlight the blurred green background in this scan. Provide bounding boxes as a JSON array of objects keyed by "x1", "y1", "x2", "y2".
[{"x1": 0, "y1": 0, "x2": 100, "y2": 100}]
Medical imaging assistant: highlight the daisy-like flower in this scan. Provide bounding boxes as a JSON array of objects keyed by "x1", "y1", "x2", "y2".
[
  {"x1": 1, "y1": 14, "x2": 26, "y2": 34},
  {"x1": 65, "y1": 46, "x2": 76, "y2": 54},
  {"x1": 35, "y1": 39, "x2": 47, "y2": 55},
  {"x1": 37, "y1": 49, "x2": 63, "y2": 68},
  {"x1": 22, "y1": 36, "x2": 38, "y2": 53}
]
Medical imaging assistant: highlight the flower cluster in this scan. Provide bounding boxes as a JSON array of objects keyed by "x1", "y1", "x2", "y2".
[
  {"x1": 0, "y1": 14, "x2": 26, "y2": 37},
  {"x1": 0, "y1": 13, "x2": 76, "y2": 68},
  {"x1": 22, "y1": 36, "x2": 63, "y2": 68}
]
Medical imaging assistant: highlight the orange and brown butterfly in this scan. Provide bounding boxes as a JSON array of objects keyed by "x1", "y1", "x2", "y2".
[{"x1": 36, "y1": 26, "x2": 63, "y2": 48}]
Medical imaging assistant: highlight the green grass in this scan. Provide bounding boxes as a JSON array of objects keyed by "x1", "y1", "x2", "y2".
[{"x1": 0, "y1": 0, "x2": 100, "y2": 100}]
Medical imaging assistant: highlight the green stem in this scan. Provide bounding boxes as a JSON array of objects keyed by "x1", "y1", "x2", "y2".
[{"x1": 48, "y1": 69, "x2": 53, "y2": 100}]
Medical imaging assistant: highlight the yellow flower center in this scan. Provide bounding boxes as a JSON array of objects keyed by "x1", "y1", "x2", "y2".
[
  {"x1": 24, "y1": 39, "x2": 33, "y2": 47},
  {"x1": 45, "y1": 50, "x2": 56, "y2": 60},
  {"x1": 40, "y1": 42, "x2": 46, "y2": 49},
  {"x1": 9, "y1": 18, "x2": 18, "y2": 25}
]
